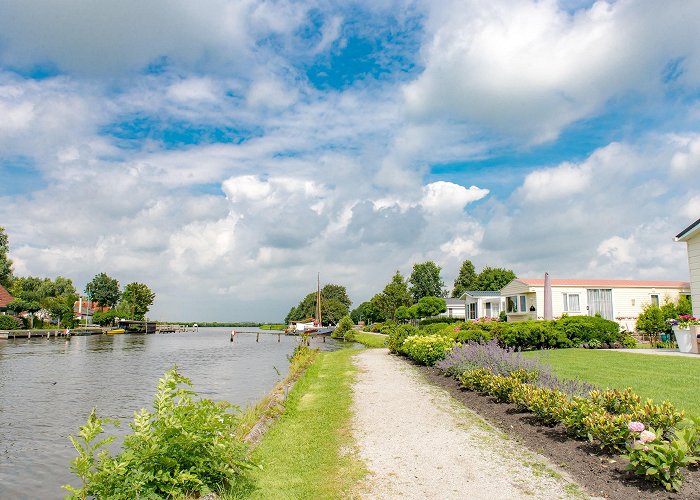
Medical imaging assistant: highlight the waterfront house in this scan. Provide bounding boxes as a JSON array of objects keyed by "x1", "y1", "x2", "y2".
[
  {"x1": 459, "y1": 291, "x2": 505, "y2": 320},
  {"x1": 675, "y1": 217, "x2": 700, "y2": 317},
  {"x1": 500, "y1": 278, "x2": 691, "y2": 331},
  {"x1": 0, "y1": 284, "x2": 13, "y2": 314},
  {"x1": 73, "y1": 299, "x2": 110, "y2": 323}
]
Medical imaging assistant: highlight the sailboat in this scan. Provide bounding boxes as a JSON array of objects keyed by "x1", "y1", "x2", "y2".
[{"x1": 289, "y1": 273, "x2": 335, "y2": 335}]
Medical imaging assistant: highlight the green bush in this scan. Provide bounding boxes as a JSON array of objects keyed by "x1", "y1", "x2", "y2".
[
  {"x1": 332, "y1": 315, "x2": 355, "y2": 341},
  {"x1": 510, "y1": 384, "x2": 568, "y2": 426},
  {"x1": 64, "y1": 367, "x2": 253, "y2": 499},
  {"x1": 556, "y1": 315, "x2": 620, "y2": 345},
  {"x1": 458, "y1": 368, "x2": 494, "y2": 392},
  {"x1": 386, "y1": 324, "x2": 419, "y2": 353},
  {"x1": 419, "y1": 322, "x2": 451, "y2": 335},
  {"x1": 583, "y1": 409, "x2": 632, "y2": 452},
  {"x1": 400, "y1": 334, "x2": 455, "y2": 366},
  {"x1": 560, "y1": 397, "x2": 597, "y2": 439},
  {"x1": 0, "y1": 314, "x2": 20, "y2": 330},
  {"x1": 419, "y1": 317, "x2": 463, "y2": 327}
]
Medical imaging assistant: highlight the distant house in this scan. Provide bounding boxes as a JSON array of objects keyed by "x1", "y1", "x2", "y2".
[
  {"x1": 500, "y1": 278, "x2": 691, "y2": 331},
  {"x1": 442, "y1": 298, "x2": 466, "y2": 319},
  {"x1": 440, "y1": 292, "x2": 506, "y2": 320},
  {"x1": 0, "y1": 284, "x2": 13, "y2": 314},
  {"x1": 74, "y1": 299, "x2": 110, "y2": 323},
  {"x1": 676, "y1": 217, "x2": 700, "y2": 317}
]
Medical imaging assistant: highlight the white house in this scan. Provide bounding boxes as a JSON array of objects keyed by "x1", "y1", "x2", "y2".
[
  {"x1": 460, "y1": 291, "x2": 505, "y2": 320},
  {"x1": 500, "y1": 278, "x2": 691, "y2": 331},
  {"x1": 442, "y1": 298, "x2": 466, "y2": 319},
  {"x1": 676, "y1": 218, "x2": 700, "y2": 317}
]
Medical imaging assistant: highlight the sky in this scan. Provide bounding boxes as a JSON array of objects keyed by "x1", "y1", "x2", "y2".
[{"x1": 1, "y1": 0, "x2": 699, "y2": 322}]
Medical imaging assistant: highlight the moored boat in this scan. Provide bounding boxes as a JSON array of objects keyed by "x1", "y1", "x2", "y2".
[{"x1": 105, "y1": 328, "x2": 126, "y2": 335}]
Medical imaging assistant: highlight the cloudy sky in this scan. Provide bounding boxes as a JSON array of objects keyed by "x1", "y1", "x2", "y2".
[{"x1": 1, "y1": 0, "x2": 699, "y2": 322}]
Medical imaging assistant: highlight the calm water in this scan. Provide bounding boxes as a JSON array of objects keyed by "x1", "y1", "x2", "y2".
[{"x1": 0, "y1": 327, "x2": 338, "y2": 499}]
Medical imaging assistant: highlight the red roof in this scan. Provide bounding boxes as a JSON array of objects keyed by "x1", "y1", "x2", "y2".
[
  {"x1": 517, "y1": 278, "x2": 690, "y2": 288},
  {"x1": 0, "y1": 284, "x2": 14, "y2": 308}
]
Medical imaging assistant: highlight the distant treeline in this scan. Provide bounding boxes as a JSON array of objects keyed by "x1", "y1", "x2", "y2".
[{"x1": 172, "y1": 322, "x2": 285, "y2": 329}]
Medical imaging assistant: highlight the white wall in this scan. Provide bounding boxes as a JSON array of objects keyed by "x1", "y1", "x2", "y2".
[{"x1": 687, "y1": 232, "x2": 700, "y2": 317}]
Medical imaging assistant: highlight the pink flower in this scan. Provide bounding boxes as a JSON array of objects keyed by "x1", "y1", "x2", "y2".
[
  {"x1": 639, "y1": 430, "x2": 656, "y2": 444},
  {"x1": 628, "y1": 421, "x2": 645, "y2": 433}
]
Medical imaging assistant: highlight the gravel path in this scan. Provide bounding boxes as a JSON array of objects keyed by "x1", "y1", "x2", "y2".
[{"x1": 351, "y1": 349, "x2": 587, "y2": 499}]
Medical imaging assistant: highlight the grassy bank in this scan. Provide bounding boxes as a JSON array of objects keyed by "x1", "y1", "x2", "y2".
[
  {"x1": 259, "y1": 324, "x2": 286, "y2": 330},
  {"x1": 525, "y1": 349, "x2": 700, "y2": 416},
  {"x1": 354, "y1": 331, "x2": 387, "y2": 348},
  {"x1": 228, "y1": 347, "x2": 365, "y2": 498}
]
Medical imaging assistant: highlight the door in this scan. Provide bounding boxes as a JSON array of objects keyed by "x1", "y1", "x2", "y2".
[{"x1": 587, "y1": 289, "x2": 613, "y2": 320}]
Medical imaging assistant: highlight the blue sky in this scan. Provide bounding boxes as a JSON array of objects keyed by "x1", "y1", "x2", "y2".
[{"x1": 0, "y1": 0, "x2": 699, "y2": 321}]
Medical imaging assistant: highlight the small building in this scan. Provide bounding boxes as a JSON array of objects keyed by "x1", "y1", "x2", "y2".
[
  {"x1": 442, "y1": 298, "x2": 466, "y2": 319},
  {"x1": 500, "y1": 278, "x2": 691, "y2": 331},
  {"x1": 73, "y1": 299, "x2": 110, "y2": 323},
  {"x1": 675, "y1": 217, "x2": 700, "y2": 317},
  {"x1": 460, "y1": 291, "x2": 504, "y2": 320},
  {"x1": 0, "y1": 284, "x2": 14, "y2": 314}
]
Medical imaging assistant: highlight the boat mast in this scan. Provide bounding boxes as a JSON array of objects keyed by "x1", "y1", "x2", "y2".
[{"x1": 316, "y1": 272, "x2": 322, "y2": 326}]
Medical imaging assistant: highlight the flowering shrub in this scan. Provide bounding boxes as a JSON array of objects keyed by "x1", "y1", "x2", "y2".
[
  {"x1": 386, "y1": 324, "x2": 419, "y2": 353},
  {"x1": 437, "y1": 339, "x2": 544, "y2": 379},
  {"x1": 633, "y1": 400, "x2": 684, "y2": 435},
  {"x1": 458, "y1": 368, "x2": 494, "y2": 393},
  {"x1": 625, "y1": 423, "x2": 699, "y2": 492},
  {"x1": 675, "y1": 315, "x2": 700, "y2": 329},
  {"x1": 400, "y1": 334, "x2": 455, "y2": 366}
]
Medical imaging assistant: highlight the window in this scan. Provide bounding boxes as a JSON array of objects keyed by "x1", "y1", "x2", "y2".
[
  {"x1": 562, "y1": 293, "x2": 580, "y2": 312},
  {"x1": 466, "y1": 303, "x2": 477, "y2": 320},
  {"x1": 507, "y1": 295, "x2": 527, "y2": 313},
  {"x1": 650, "y1": 294, "x2": 660, "y2": 307},
  {"x1": 484, "y1": 302, "x2": 491, "y2": 317}
]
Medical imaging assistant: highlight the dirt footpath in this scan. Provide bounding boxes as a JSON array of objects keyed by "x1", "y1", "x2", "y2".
[{"x1": 351, "y1": 348, "x2": 589, "y2": 499}]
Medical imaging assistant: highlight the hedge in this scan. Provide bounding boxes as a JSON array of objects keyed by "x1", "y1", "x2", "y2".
[{"x1": 0, "y1": 315, "x2": 20, "y2": 330}]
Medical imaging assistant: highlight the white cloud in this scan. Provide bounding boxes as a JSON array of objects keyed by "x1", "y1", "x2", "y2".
[
  {"x1": 405, "y1": 0, "x2": 700, "y2": 142},
  {"x1": 520, "y1": 162, "x2": 590, "y2": 202},
  {"x1": 421, "y1": 181, "x2": 489, "y2": 214}
]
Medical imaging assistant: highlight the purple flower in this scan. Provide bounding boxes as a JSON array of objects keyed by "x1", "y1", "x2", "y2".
[{"x1": 628, "y1": 421, "x2": 645, "y2": 433}]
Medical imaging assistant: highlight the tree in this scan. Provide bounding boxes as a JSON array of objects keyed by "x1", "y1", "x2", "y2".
[
  {"x1": 120, "y1": 282, "x2": 156, "y2": 320},
  {"x1": 408, "y1": 261, "x2": 445, "y2": 302},
  {"x1": 350, "y1": 301, "x2": 384, "y2": 324},
  {"x1": 0, "y1": 226, "x2": 14, "y2": 289},
  {"x1": 395, "y1": 305, "x2": 412, "y2": 323},
  {"x1": 416, "y1": 296, "x2": 447, "y2": 318},
  {"x1": 472, "y1": 267, "x2": 516, "y2": 291},
  {"x1": 371, "y1": 271, "x2": 412, "y2": 320},
  {"x1": 85, "y1": 273, "x2": 121, "y2": 308},
  {"x1": 285, "y1": 284, "x2": 352, "y2": 324},
  {"x1": 452, "y1": 259, "x2": 477, "y2": 298},
  {"x1": 8, "y1": 275, "x2": 77, "y2": 327},
  {"x1": 636, "y1": 304, "x2": 668, "y2": 336}
]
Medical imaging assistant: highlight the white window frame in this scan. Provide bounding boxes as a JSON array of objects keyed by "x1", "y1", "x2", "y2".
[
  {"x1": 466, "y1": 303, "x2": 477, "y2": 320},
  {"x1": 507, "y1": 295, "x2": 527, "y2": 313},
  {"x1": 650, "y1": 294, "x2": 660, "y2": 307},
  {"x1": 562, "y1": 293, "x2": 581, "y2": 313}
]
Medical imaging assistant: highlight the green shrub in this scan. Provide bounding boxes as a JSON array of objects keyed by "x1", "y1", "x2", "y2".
[
  {"x1": 555, "y1": 315, "x2": 620, "y2": 345},
  {"x1": 386, "y1": 324, "x2": 419, "y2": 353},
  {"x1": 64, "y1": 367, "x2": 253, "y2": 499},
  {"x1": 0, "y1": 314, "x2": 20, "y2": 330},
  {"x1": 625, "y1": 426, "x2": 699, "y2": 492},
  {"x1": 400, "y1": 334, "x2": 455, "y2": 366},
  {"x1": 589, "y1": 388, "x2": 641, "y2": 415},
  {"x1": 583, "y1": 409, "x2": 632, "y2": 452},
  {"x1": 633, "y1": 400, "x2": 684, "y2": 434},
  {"x1": 332, "y1": 315, "x2": 355, "y2": 341},
  {"x1": 560, "y1": 397, "x2": 597, "y2": 439},
  {"x1": 458, "y1": 368, "x2": 494, "y2": 393},
  {"x1": 510, "y1": 385, "x2": 568, "y2": 426},
  {"x1": 419, "y1": 317, "x2": 463, "y2": 327},
  {"x1": 498, "y1": 321, "x2": 566, "y2": 349},
  {"x1": 621, "y1": 333, "x2": 637, "y2": 348},
  {"x1": 419, "y1": 322, "x2": 452, "y2": 335}
]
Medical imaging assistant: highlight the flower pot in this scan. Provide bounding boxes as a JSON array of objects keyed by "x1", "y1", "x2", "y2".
[{"x1": 673, "y1": 326, "x2": 694, "y2": 353}]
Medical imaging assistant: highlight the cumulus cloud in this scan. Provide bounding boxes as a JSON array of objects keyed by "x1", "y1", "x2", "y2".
[
  {"x1": 405, "y1": 0, "x2": 700, "y2": 142},
  {"x1": 519, "y1": 162, "x2": 590, "y2": 202},
  {"x1": 420, "y1": 181, "x2": 489, "y2": 214}
]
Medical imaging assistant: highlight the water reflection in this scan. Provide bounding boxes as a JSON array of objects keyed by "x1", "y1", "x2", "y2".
[{"x1": 0, "y1": 327, "x2": 344, "y2": 499}]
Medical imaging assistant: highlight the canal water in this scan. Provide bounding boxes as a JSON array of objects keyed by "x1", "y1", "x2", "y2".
[{"x1": 0, "y1": 327, "x2": 339, "y2": 498}]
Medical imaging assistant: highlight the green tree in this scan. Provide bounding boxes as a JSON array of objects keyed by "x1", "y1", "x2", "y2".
[
  {"x1": 452, "y1": 259, "x2": 477, "y2": 298},
  {"x1": 636, "y1": 304, "x2": 668, "y2": 336},
  {"x1": 285, "y1": 284, "x2": 352, "y2": 324},
  {"x1": 350, "y1": 301, "x2": 384, "y2": 324},
  {"x1": 472, "y1": 267, "x2": 516, "y2": 291},
  {"x1": 85, "y1": 273, "x2": 121, "y2": 308},
  {"x1": 395, "y1": 305, "x2": 411, "y2": 323},
  {"x1": 120, "y1": 282, "x2": 156, "y2": 320},
  {"x1": 0, "y1": 226, "x2": 14, "y2": 289},
  {"x1": 677, "y1": 296, "x2": 693, "y2": 316},
  {"x1": 408, "y1": 261, "x2": 445, "y2": 302},
  {"x1": 371, "y1": 271, "x2": 412, "y2": 320},
  {"x1": 415, "y1": 296, "x2": 447, "y2": 318}
]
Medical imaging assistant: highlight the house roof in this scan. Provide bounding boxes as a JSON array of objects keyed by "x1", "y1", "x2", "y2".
[
  {"x1": 676, "y1": 217, "x2": 700, "y2": 242},
  {"x1": 445, "y1": 298, "x2": 465, "y2": 306},
  {"x1": 514, "y1": 278, "x2": 690, "y2": 289},
  {"x1": 460, "y1": 290, "x2": 502, "y2": 298},
  {"x1": 0, "y1": 284, "x2": 13, "y2": 308}
]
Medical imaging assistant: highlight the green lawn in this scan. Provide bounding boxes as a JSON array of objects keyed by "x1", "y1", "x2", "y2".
[
  {"x1": 230, "y1": 347, "x2": 365, "y2": 498},
  {"x1": 354, "y1": 331, "x2": 387, "y2": 348},
  {"x1": 524, "y1": 349, "x2": 700, "y2": 416}
]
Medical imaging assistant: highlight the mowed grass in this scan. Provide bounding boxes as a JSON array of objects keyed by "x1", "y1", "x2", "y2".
[
  {"x1": 524, "y1": 349, "x2": 700, "y2": 416},
  {"x1": 354, "y1": 331, "x2": 387, "y2": 348},
  {"x1": 236, "y1": 347, "x2": 365, "y2": 499}
]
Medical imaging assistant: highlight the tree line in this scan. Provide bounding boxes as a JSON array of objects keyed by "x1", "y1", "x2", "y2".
[
  {"x1": 0, "y1": 226, "x2": 155, "y2": 328},
  {"x1": 283, "y1": 259, "x2": 516, "y2": 328}
]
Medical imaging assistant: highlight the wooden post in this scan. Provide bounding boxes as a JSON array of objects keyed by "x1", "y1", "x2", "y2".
[
  {"x1": 256, "y1": 332, "x2": 260, "y2": 342},
  {"x1": 278, "y1": 333, "x2": 281, "y2": 342}
]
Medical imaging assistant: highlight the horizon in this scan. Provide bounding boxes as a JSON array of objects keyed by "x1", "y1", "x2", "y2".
[{"x1": 1, "y1": 1, "x2": 699, "y2": 321}]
